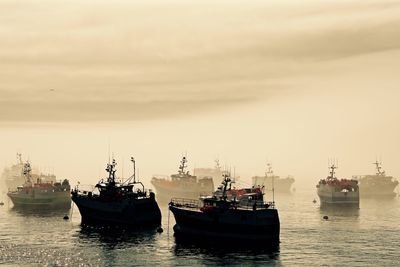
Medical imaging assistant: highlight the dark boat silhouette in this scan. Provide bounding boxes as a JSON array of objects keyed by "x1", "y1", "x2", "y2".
[
  {"x1": 169, "y1": 173, "x2": 280, "y2": 244},
  {"x1": 71, "y1": 157, "x2": 161, "y2": 228}
]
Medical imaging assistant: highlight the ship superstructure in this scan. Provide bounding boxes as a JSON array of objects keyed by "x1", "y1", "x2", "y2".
[
  {"x1": 252, "y1": 163, "x2": 295, "y2": 193},
  {"x1": 193, "y1": 159, "x2": 223, "y2": 190},
  {"x1": 151, "y1": 156, "x2": 214, "y2": 202},
  {"x1": 2, "y1": 153, "x2": 56, "y2": 191},
  {"x1": 354, "y1": 161, "x2": 398, "y2": 198}
]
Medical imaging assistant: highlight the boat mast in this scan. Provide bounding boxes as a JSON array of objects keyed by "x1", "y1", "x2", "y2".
[
  {"x1": 266, "y1": 163, "x2": 273, "y2": 177},
  {"x1": 179, "y1": 156, "x2": 187, "y2": 175},
  {"x1": 221, "y1": 173, "x2": 231, "y2": 201},
  {"x1": 106, "y1": 159, "x2": 117, "y2": 185},
  {"x1": 272, "y1": 173, "x2": 275, "y2": 204},
  {"x1": 23, "y1": 162, "x2": 33, "y2": 185},
  {"x1": 328, "y1": 163, "x2": 337, "y2": 180},
  {"x1": 131, "y1": 157, "x2": 136, "y2": 183},
  {"x1": 373, "y1": 160, "x2": 385, "y2": 176},
  {"x1": 17, "y1": 153, "x2": 22, "y2": 164}
]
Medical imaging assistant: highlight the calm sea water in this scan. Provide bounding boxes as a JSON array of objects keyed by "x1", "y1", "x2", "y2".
[{"x1": 0, "y1": 189, "x2": 399, "y2": 266}]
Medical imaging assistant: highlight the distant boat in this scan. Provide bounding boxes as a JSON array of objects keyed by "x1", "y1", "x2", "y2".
[
  {"x1": 151, "y1": 156, "x2": 214, "y2": 202},
  {"x1": 193, "y1": 159, "x2": 223, "y2": 190},
  {"x1": 353, "y1": 161, "x2": 399, "y2": 198},
  {"x1": 316, "y1": 164, "x2": 359, "y2": 207},
  {"x1": 169, "y1": 173, "x2": 280, "y2": 244},
  {"x1": 252, "y1": 163, "x2": 295, "y2": 193},
  {"x1": 2, "y1": 153, "x2": 57, "y2": 191},
  {"x1": 71, "y1": 157, "x2": 161, "y2": 227},
  {"x1": 7, "y1": 161, "x2": 71, "y2": 208}
]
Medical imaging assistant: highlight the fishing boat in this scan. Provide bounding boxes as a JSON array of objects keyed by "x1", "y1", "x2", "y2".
[
  {"x1": 7, "y1": 161, "x2": 71, "y2": 208},
  {"x1": 2, "y1": 153, "x2": 57, "y2": 191},
  {"x1": 316, "y1": 164, "x2": 359, "y2": 207},
  {"x1": 169, "y1": 173, "x2": 280, "y2": 244},
  {"x1": 71, "y1": 157, "x2": 161, "y2": 227},
  {"x1": 353, "y1": 161, "x2": 398, "y2": 198},
  {"x1": 252, "y1": 163, "x2": 295, "y2": 193},
  {"x1": 151, "y1": 156, "x2": 214, "y2": 202}
]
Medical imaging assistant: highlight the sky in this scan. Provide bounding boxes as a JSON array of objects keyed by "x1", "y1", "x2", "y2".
[{"x1": 0, "y1": 0, "x2": 400, "y2": 190}]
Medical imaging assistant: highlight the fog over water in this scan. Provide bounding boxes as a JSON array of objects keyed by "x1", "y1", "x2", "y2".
[{"x1": 1, "y1": 0, "x2": 400, "y2": 189}]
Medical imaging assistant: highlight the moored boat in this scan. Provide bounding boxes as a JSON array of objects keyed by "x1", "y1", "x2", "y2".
[
  {"x1": 169, "y1": 173, "x2": 280, "y2": 244},
  {"x1": 71, "y1": 157, "x2": 161, "y2": 228},
  {"x1": 252, "y1": 163, "x2": 295, "y2": 193},
  {"x1": 316, "y1": 164, "x2": 359, "y2": 207},
  {"x1": 2, "y1": 154, "x2": 57, "y2": 191},
  {"x1": 151, "y1": 156, "x2": 214, "y2": 202},
  {"x1": 7, "y1": 161, "x2": 71, "y2": 208},
  {"x1": 353, "y1": 161, "x2": 398, "y2": 198},
  {"x1": 193, "y1": 159, "x2": 222, "y2": 189}
]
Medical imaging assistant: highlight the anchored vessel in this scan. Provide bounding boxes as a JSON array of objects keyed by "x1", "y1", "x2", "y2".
[
  {"x1": 71, "y1": 158, "x2": 161, "y2": 227},
  {"x1": 1, "y1": 153, "x2": 57, "y2": 191},
  {"x1": 316, "y1": 164, "x2": 359, "y2": 207},
  {"x1": 193, "y1": 159, "x2": 223, "y2": 190},
  {"x1": 169, "y1": 173, "x2": 280, "y2": 244},
  {"x1": 7, "y1": 161, "x2": 71, "y2": 208},
  {"x1": 354, "y1": 161, "x2": 398, "y2": 198},
  {"x1": 252, "y1": 163, "x2": 295, "y2": 193},
  {"x1": 151, "y1": 157, "x2": 214, "y2": 202}
]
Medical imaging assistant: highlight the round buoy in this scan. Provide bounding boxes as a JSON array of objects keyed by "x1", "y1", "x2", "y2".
[
  {"x1": 323, "y1": 215, "x2": 329, "y2": 220},
  {"x1": 157, "y1": 227, "x2": 163, "y2": 233},
  {"x1": 0, "y1": 202, "x2": 4, "y2": 206},
  {"x1": 312, "y1": 199, "x2": 317, "y2": 203},
  {"x1": 63, "y1": 215, "x2": 69, "y2": 220}
]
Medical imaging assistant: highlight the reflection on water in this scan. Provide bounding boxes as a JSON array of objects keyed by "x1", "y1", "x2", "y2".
[
  {"x1": 319, "y1": 205, "x2": 360, "y2": 218},
  {"x1": 78, "y1": 225, "x2": 158, "y2": 249},
  {"x1": 173, "y1": 238, "x2": 280, "y2": 264},
  {"x1": 10, "y1": 205, "x2": 71, "y2": 218}
]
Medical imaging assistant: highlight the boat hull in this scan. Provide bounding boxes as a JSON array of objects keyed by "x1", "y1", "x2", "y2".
[
  {"x1": 169, "y1": 205, "x2": 280, "y2": 243},
  {"x1": 359, "y1": 182, "x2": 398, "y2": 198},
  {"x1": 72, "y1": 194, "x2": 162, "y2": 227},
  {"x1": 317, "y1": 186, "x2": 359, "y2": 207},
  {"x1": 252, "y1": 176, "x2": 295, "y2": 193},
  {"x1": 7, "y1": 191, "x2": 71, "y2": 208}
]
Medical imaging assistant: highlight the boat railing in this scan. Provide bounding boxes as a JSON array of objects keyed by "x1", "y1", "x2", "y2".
[
  {"x1": 169, "y1": 198, "x2": 200, "y2": 209},
  {"x1": 237, "y1": 201, "x2": 275, "y2": 210}
]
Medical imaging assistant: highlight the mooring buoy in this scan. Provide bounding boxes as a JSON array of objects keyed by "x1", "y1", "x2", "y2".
[
  {"x1": 63, "y1": 215, "x2": 69, "y2": 220},
  {"x1": 157, "y1": 227, "x2": 163, "y2": 233},
  {"x1": 323, "y1": 215, "x2": 329, "y2": 220},
  {"x1": 312, "y1": 199, "x2": 317, "y2": 203}
]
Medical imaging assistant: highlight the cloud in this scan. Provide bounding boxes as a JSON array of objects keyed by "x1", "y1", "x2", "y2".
[{"x1": 0, "y1": 0, "x2": 399, "y2": 122}]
